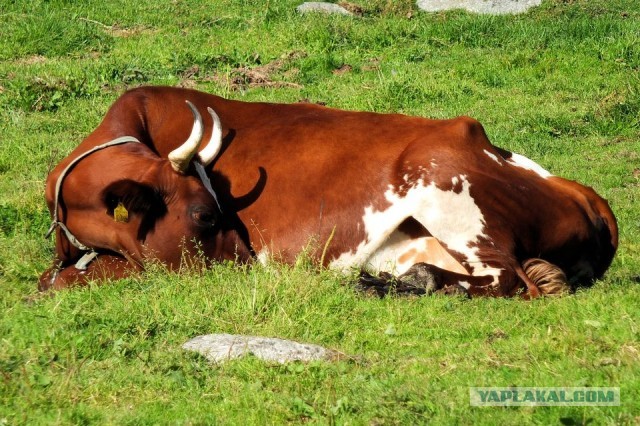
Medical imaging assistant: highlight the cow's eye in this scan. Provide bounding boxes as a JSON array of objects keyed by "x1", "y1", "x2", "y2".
[{"x1": 190, "y1": 206, "x2": 217, "y2": 227}]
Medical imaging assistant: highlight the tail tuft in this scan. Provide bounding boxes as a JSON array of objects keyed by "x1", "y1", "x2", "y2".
[{"x1": 523, "y1": 258, "x2": 570, "y2": 296}]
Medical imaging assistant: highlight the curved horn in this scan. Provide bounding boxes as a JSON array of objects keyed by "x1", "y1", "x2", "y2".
[
  {"x1": 168, "y1": 101, "x2": 204, "y2": 173},
  {"x1": 196, "y1": 107, "x2": 223, "y2": 166}
]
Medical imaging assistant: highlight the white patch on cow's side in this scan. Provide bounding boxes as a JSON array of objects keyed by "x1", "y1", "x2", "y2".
[
  {"x1": 484, "y1": 149, "x2": 502, "y2": 165},
  {"x1": 459, "y1": 281, "x2": 471, "y2": 290},
  {"x1": 452, "y1": 176, "x2": 460, "y2": 186},
  {"x1": 330, "y1": 175, "x2": 503, "y2": 284},
  {"x1": 508, "y1": 153, "x2": 552, "y2": 178},
  {"x1": 363, "y1": 228, "x2": 409, "y2": 272}
]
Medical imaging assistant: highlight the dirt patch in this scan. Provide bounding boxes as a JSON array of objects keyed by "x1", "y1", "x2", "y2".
[
  {"x1": 361, "y1": 58, "x2": 381, "y2": 72},
  {"x1": 108, "y1": 25, "x2": 155, "y2": 38},
  {"x1": 177, "y1": 65, "x2": 200, "y2": 88},
  {"x1": 206, "y1": 51, "x2": 306, "y2": 91},
  {"x1": 297, "y1": 98, "x2": 327, "y2": 106},
  {"x1": 338, "y1": 1, "x2": 365, "y2": 16},
  {"x1": 332, "y1": 64, "x2": 353, "y2": 75},
  {"x1": 14, "y1": 55, "x2": 47, "y2": 66},
  {"x1": 78, "y1": 17, "x2": 155, "y2": 38}
]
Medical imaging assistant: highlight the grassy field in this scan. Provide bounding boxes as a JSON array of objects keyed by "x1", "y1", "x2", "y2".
[{"x1": 1, "y1": 0, "x2": 639, "y2": 424}]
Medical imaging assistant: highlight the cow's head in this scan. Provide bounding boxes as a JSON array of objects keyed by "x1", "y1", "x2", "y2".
[
  {"x1": 526, "y1": 177, "x2": 619, "y2": 295},
  {"x1": 556, "y1": 180, "x2": 618, "y2": 287},
  {"x1": 40, "y1": 102, "x2": 249, "y2": 290}
]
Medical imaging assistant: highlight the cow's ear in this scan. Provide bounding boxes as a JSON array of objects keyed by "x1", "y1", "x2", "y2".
[{"x1": 101, "y1": 179, "x2": 167, "y2": 220}]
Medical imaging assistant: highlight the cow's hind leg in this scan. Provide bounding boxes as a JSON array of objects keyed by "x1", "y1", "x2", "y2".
[{"x1": 356, "y1": 262, "x2": 499, "y2": 298}]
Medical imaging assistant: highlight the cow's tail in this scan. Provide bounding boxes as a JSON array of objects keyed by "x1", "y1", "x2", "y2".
[{"x1": 521, "y1": 258, "x2": 570, "y2": 297}]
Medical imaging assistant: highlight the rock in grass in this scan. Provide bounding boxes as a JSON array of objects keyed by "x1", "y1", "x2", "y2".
[
  {"x1": 183, "y1": 334, "x2": 337, "y2": 364},
  {"x1": 296, "y1": 2, "x2": 353, "y2": 16},
  {"x1": 416, "y1": 0, "x2": 542, "y2": 15}
]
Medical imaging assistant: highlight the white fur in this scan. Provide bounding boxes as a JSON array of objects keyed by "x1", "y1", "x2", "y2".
[
  {"x1": 508, "y1": 153, "x2": 552, "y2": 178},
  {"x1": 484, "y1": 149, "x2": 502, "y2": 165},
  {"x1": 458, "y1": 281, "x2": 471, "y2": 290},
  {"x1": 256, "y1": 248, "x2": 270, "y2": 265},
  {"x1": 331, "y1": 175, "x2": 503, "y2": 284},
  {"x1": 366, "y1": 232, "x2": 469, "y2": 274}
]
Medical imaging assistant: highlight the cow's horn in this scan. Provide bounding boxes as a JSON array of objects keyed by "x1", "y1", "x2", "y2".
[
  {"x1": 168, "y1": 101, "x2": 204, "y2": 173},
  {"x1": 196, "y1": 107, "x2": 223, "y2": 166}
]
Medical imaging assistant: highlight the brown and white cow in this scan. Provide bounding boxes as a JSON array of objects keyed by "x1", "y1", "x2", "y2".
[{"x1": 39, "y1": 86, "x2": 618, "y2": 297}]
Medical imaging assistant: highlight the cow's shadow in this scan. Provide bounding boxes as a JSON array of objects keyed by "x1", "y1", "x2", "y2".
[{"x1": 209, "y1": 165, "x2": 267, "y2": 258}]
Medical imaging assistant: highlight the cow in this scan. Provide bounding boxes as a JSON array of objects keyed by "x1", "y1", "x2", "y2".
[{"x1": 39, "y1": 86, "x2": 618, "y2": 298}]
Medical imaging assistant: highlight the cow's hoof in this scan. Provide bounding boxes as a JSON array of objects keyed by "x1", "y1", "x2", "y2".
[
  {"x1": 356, "y1": 263, "x2": 442, "y2": 297},
  {"x1": 396, "y1": 262, "x2": 438, "y2": 295},
  {"x1": 355, "y1": 270, "x2": 395, "y2": 297}
]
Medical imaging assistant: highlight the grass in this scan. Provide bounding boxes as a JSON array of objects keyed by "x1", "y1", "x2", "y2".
[{"x1": 1, "y1": 0, "x2": 639, "y2": 424}]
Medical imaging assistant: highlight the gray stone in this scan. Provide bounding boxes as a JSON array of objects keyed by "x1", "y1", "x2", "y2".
[
  {"x1": 183, "y1": 334, "x2": 337, "y2": 364},
  {"x1": 416, "y1": 0, "x2": 542, "y2": 15},
  {"x1": 296, "y1": 2, "x2": 353, "y2": 16}
]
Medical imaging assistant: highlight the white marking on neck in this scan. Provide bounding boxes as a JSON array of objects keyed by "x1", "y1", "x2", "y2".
[
  {"x1": 508, "y1": 153, "x2": 552, "y2": 178},
  {"x1": 484, "y1": 149, "x2": 502, "y2": 165}
]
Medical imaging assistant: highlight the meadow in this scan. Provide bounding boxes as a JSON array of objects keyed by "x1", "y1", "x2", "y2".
[{"x1": 1, "y1": 0, "x2": 639, "y2": 424}]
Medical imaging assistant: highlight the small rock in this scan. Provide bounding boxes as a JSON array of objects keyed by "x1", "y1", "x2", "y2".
[
  {"x1": 183, "y1": 334, "x2": 338, "y2": 364},
  {"x1": 416, "y1": 0, "x2": 542, "y2": 15},
  {"x1": 297, "y1": 2, "x2": 354, "y2": 16}
]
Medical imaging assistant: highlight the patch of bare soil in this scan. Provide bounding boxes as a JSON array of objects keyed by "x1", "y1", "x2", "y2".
[
  {"x1": 109, "y1": 25, "x2": 154, "y2": 38},
  {"x1": 361, "y1": 58, "x2": 381, "y2": 72},
  {"x1": 297, "y1": 99, "x2": 327, "y2": 106},
  {"x1": 78, "y1": 17, "x2": 155, "y2": 38},
  {"x1": 177, "y1": 65, "x2": 200, "y2": 88},
  {"x1": 206, "y1": 51, "x2": 306, "y2": 91},
  {"x1": 332, "y1": 64, "x2": 353, "y2": 75},
  {"x1": 338, "y1": 1, "x2": 365, "y2": 16},
  {"x1": 14, "y1": 55, "x2": 48, "y2": 66}
]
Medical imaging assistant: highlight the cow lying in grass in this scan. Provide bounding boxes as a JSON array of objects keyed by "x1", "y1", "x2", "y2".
[{"x1": 39, "y1": 86, "x2": 618, "y2": 297}]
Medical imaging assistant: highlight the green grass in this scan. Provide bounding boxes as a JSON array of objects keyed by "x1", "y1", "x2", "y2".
[{"x1": 1, "y1": 0, "x2": 639, "y2": 424}]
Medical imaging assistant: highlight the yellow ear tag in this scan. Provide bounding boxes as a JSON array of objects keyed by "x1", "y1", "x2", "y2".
[{"x1": 113, "y1": 202, "x2": 129, "y2": 223}]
